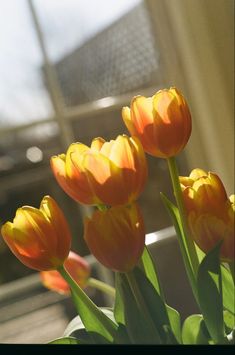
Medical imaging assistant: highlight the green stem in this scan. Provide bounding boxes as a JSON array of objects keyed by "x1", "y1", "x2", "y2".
[
  {"x1": 126, "y1": 271, "x2": 162, "y2": 343},
  {"x1": 167, "y1": 157, "x2": 199, "y2": 276},
  {"x1": 87, "y1": 277, "x2": 116, "y2": 299},
  {"x1": 228, "y1": 261, "x2": 235, "y2": 284},
  {"x1": 58, "y1": 265, "x2": 118, "y2": 340}
]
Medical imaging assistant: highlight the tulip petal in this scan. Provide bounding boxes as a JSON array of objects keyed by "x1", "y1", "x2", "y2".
[
  {"x1": 122, "y1": 106, "x2": 138, "y2": 136},
  {"x1": 90, "y1": 137, "x2": 105, "y2": 152},
  {"x1": 40, "y1": 196, "x2": 71, "y2": 260},
  {"x1": 40, "y1": 270, "x2": 70, "y2": 294},
  {"x1": 51, "y1": 155, "x2": 84, "y2": 203},
  {"x1": 189, "y1": 168, "x2": 207, "y2": 180},
  {"x1": 130, "y1": 96, "x2": 158, "y2": 155},
  {"x1": 82, "y1": 151, "x2": 125, "y2": 205},
  {"x1": 84, "y1": 203, "x2": 145, "y2": 272},
  {"x1": 189, "y1": 213, "x2": 234, "y2": 262},
  {"x1": 100, "y1": 140, "x2": 115, "y2": 158}
]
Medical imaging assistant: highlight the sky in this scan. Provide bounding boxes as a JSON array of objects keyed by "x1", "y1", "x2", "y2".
[{"x1": 0, "y1": 0, "x2": 140, "y2": 126}]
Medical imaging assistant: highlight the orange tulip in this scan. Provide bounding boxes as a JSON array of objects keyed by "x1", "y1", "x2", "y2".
[
  {"x1": 122, "y1": 87, "x2": 192, "y2": 158},
  {"x1": 84, "y1": 203, "x2": 145, "y2": 272},
  {"x1": 1, "y1": 196, "x2": 71, "y2": 271},
  {"x1": 180, "y1": 169, "x2": 235, "y2": 261},
  {"x1": 40, "y1": 251, "x2": 90, "y2": 294},
  {"x1": 51, "y1": 135, "x2": 147, "y2": 206}
]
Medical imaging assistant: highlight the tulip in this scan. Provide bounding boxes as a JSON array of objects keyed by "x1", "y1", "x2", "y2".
[
  {"x1": 1, "y1": 196, "x2": 71, "y2": 271},
  {"x1": 122, "y1": 87, "x2": 192, "y2": 158},
  {"x1": 84, "y1": 203, "x2": 145, "y2": 272},
  {"x1": 40, "y1": 251, "x2": 90, "y2": 294},
  {"x1": 180, "y1": 169, "x2": 234, "y2": 262},
  {"x1": 51, "y1": 135, "x2": 147, "y2": 206}
]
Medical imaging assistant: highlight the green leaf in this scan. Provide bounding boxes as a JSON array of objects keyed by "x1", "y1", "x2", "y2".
[
  {"x1": 197, "y1": 242, "x2": 225, "y2": 343},
  {"x1": 166, "y1": 305, "x2": 182, "y2": 343},
  {"x1": 117, "y1": 272, "x2": 161, "y2": 344},
  {"x1": 63, "y1": 308, "x2": 116, "y2": 344},
  {"x1": 59, "y1": 266, "x2": 119, "y2": 343},
  {"x1": 141, "y1": 243, "x2": 182, "y2": 343},
  {"x1": 131, "y1": 267, "x2": 178, "y2": 343},
  {"x1": 195, "y1": 244, "x2": 205, "y2": 263},
  {"x1": 140, "y1": 246, "x2": 162, "y2": 294},
  {"x1": 49, "y1": 337, "x2": 82, "y2": 344},
  {"x1": 63, "y1": 313, "x2": 92, "y2": 343},
  {"x1": 70, "y1": 288, "x2": 117, "y2": 343},
  {"x1": 223, "y1": 310, "x2": 235, "y2": 333},
  {"x1": 221, "y1": 265, "x2": 235, "y2": 315},
  {"x1": 182, "y1": 314, "x2": 211, "y2": 344}
]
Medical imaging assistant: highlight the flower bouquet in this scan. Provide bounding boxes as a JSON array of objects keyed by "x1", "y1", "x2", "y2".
[{"x1": 1, "y1": 88, "x2": 234, "y2": 345}]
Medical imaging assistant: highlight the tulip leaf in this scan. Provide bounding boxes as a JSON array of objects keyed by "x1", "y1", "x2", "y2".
[
  {"x1": 63, "y1": 313, "x2": 92, "y2": 342},
  {"x1": 70, "y1": 288, "x2": 119, "y2": 343},
  {"x1": 166, "y1": 305, "x2": 182, "y2": 344},
  {"x1": 223, "y1": 310, "x2": 235, "y2": 333},
  {"x1": 117, "y1": 272, "x2": 162, "y2": 344},
  {"x1": 59, "y1": 266, "x2": 120, "y2": 343},
  {"x1": 131, "y1": 267, "x2": 179, "y2": 343},
  {"x1": 63, "y1": 308, "x2": 117, "y2": 344},
  {"x1": 197, "y1": 242, "x2": 226, "y2": 343},
  {"x1": 139, "y1": 247, "x2": 182, "y2": 343},
  {"x1": 126, "y1": 267, "x2": 179, "y2": 344},
  {"x1": 182, "y1": 314, "x2": 212, "y2": 344},
  {"x1": 195, "y1": 244, "x2": 206, "y2": 263},
  {"x1": 49, "y1": 337, "x2": 83, "y2": 344},
  {"x1": 221, "y1": 265, "x2": 235, "y2": 315},
  {"x1": 140, "y1": 246, "x2": 162, "y2": 294}
]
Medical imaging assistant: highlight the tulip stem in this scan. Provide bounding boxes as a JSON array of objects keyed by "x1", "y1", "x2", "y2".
[
  {"x1": 87, "y1": 277, "x2": 116, "y2": 299},
  {"x1": 167, "y1": 157, "x2": 199, "y2": 277}
]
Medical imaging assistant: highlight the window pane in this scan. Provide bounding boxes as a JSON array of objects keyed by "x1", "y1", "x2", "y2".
[
  {"x1": 0, "y1": 0, "x2": 53, "y2": 128},
  {"x1": 35, "y1": 0, "x2": 160, "y2": 107}
]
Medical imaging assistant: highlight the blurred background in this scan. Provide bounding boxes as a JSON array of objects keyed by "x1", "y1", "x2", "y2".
[{"x1": 0, "y1": 0, "x2": 234, "y2": 343}]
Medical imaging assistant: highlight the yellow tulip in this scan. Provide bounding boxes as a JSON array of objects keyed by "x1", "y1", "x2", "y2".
[
  {"x1": 180, "y1": 169, "x2": 234, "y2": 261},
  {"x1": 51, "y1": 135, "x2": 147, "y2": 206},
  {"x1": 1, "y1": 196, "x2": 71, "y2": 271},
  {"x1": 84, "y1": 203, "x2": 145, "y2": 272},
  {"x1": 122, "y1": 87, "x2": 192, "y2": 158}
]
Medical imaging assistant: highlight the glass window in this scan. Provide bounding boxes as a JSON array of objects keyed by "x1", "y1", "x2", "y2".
[
  {"x1": 0, "y1": 1, "x2": 53, "y2": 128},
  {"x1": 35, "y1": 0, "x2": 159, "y2": 107}
]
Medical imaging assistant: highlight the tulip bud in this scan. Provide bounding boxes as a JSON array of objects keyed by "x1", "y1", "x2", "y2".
[
  {"x1": 51, "y1": 135, "x2": 147, "y2": 206},
  {"x1": 122, "y1": 87, "x2": 192, "y2": 158},
  {"x1": 84, "y1": 203, "x2": 145, "y2": 272},
  {"x1": 1, "y1": 196, "x2": 71, "y2": 271},
  {"x1": 180, "y1": 169, "x2": 234, "y2": 262},
  {"x1": 40, "y1": 251, "x2": 90, "y2": 294}
]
